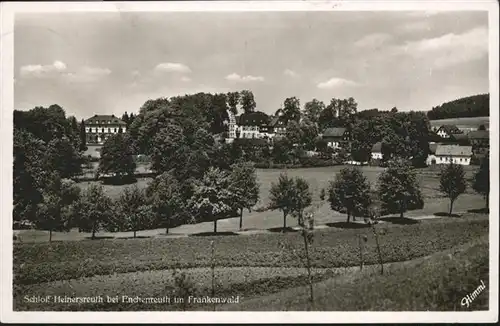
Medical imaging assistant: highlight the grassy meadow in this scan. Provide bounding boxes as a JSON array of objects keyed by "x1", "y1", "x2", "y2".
[{"x1": 429, "y1": 116, "x2": 489, "y2": 129}]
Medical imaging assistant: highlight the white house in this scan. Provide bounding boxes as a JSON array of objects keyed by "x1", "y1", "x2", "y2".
[
  {"x1": 426, "y1": 144, "x2": 472, "y2": 166},
  {"x1": 322, "y1": 127, "x2": 350, "y2": 149},
  {"x1": 371, "y1": 142, "x2": 383, "y2": 160},
  {"x1": 436, "y1": 125, "x2": 463, "y2": 139},
  {"x1": 85, "y1": 114, "x2": 127, "y2": 144}
]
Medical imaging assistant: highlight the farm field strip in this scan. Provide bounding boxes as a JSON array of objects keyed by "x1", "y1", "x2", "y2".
[
  {"x1": 220, "y1": 235, "x2": 489, "y2": 311},
  {"x1": 14, "y1": 216, "x2": 488, "y2": 285}
]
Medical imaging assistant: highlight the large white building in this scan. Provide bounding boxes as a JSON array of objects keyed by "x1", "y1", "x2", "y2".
[
  {"x1": 426, "y1": 144, "x2": 473, "y2": 166},
  {"x1": 85, "y1": 114, "x2": 127, "y2": 144}
]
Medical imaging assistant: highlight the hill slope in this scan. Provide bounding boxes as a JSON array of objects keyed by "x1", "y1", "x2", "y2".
[{"x1": 427, "y1": 94, "x2": 489, "y2": 120}]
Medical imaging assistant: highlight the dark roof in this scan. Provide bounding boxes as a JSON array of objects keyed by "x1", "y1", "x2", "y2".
[
  {"x1": 438, "y1": 124, "x2": 462, "y2": 134},
  {"x1": 468, "y1": 130, "x2": 489, "y2": 139},
  {"x1": 322, "y1": 127, "x2": 347, "y2": 138},
  {"x1": 268, "y1": 115, "x2": 286, "y2": 127},
  {"x1": 237, "y1": 111, "x2": 270, "y2": 126},
  {"x1": 85, "y1": 114, "x2": 126, "y2": 125},
  {"x1": 451, "y1": 133, "x2": 469, "y2": 141},
  {"x1": 372, "y1": 142, "x2": 382, "y2": 153},
  {"x1": 435, "y1": 145, "x2": 472, "y2": 157}
]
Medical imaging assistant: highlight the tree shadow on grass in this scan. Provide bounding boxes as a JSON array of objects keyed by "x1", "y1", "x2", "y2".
[
  {"x1": 434, "y1": 212, "x2": 461, "y2": 218},
  {"x1": 380, "y1": 216, "x2": 420, "y2": 225},
  {"x1": 267, "y1": 227, "x2": 299, "y2": 233},
  {"x1": 467, "y1": 208, "x2": 490, "y2": 214},
  {"x1": 189, "y1": 231, "x2": 239, "y2": 237},
  {"x1": 121, "y1": 236, "x2": 152, "y2": 239},
  {"x1": 83, "y1": 236, "x2": 115, "y2": 240},
  {"x1": 101, "y1": 176, "x2": 137, "y2": 185},
  {"x1": 326, "y1": 222, "x2": 371, "y2": 229}
]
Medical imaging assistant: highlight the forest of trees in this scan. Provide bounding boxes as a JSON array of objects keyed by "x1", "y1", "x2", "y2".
[{"x1": 427, "y1": 94, "x2": 489, "y2": 120}]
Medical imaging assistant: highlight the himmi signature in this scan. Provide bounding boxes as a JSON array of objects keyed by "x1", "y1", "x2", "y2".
[{"x1": 461, "y1": 280, "x2": 487, "y2": 308}]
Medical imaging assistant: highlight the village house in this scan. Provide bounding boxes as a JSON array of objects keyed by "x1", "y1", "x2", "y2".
[
  {"x1": 85, "y1": 114, "x2": 127, "y2": 145},
  {"x1": 436, "y1": 124, "x2": 463, "y2": 139},
  {"x1": 321, "y1": 127, "x2": 350, "y2": 149},
  {"x1": 234, "y1": 111, "x2": 270, "y2": 139},
  {"x1": 468, "y1": 130, "x2": 489, "y2": 148},
  {"x1": 371, "y1": 142, "x2": 383, "y2": 160},
  {"x1": 426, "y1": 144, "x2": 472, "y2": 166}
]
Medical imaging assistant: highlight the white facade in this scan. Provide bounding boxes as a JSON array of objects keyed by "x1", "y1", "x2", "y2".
[
  {"x1": 86, "y1": 126, "x2": 126, "y2": 134},
  {"x1": 437, "y1": 129, "x2": 450, "y2": 138},
  {"x1": 327, "y1": 141, "x2": 341, "y2": 149},
  {"x1": 426, "y1": 155, "x2": 471, "y2": 166}
]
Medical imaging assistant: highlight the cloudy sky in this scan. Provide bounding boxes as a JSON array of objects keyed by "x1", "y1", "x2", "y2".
[{"x1": 14, "y1": 10, "x2": 489, "y2": 120}]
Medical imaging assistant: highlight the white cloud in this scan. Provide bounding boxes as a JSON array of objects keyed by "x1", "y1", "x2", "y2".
[
  {"x1": 317, "y1": 77, "x2": 358, "y2": 89},
  {"x1": 393, "y1": 27, "x2": 488, "y2": 69},
  {"x1": 181, "y1": 76, "x2": 192, "y2": 82},
  {"x1": 20, "y1": 60, "x2": 67, "y2": 78},
  {"x1": 225, "y1": 73, "x2": 265, "y2": 83},
  {"x1": 355, "y1": 33, "x2": 392, "y2": 48},
  {"x1": 284, "y1": 69, "x2": 299, "y2": 78},
  {"x1": 19, "y1": 61, "x2": 111, "y2": 83},
  {"x1": 154, "y1": 62, "x2": 192, "y2": 73}
]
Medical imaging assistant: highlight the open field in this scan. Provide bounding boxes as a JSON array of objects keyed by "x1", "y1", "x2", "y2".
[
  {"x1": 221, "y1": 235, "x2": 489, "y2": 311},
  {"x1": 429, "y1": 116, "x2": 489, "y2": 128},
  {"x1": 13, "y1": 214, "x2": 488, "y2": 311}
]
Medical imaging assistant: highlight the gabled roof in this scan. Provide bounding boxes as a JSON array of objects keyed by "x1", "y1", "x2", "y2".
[
  {"x1": 268, "y1": 115, "x2": 286, "y2": 127},
  {"x1": 85, "y1": 114, "x2": 126, "y2": 125},
  {"x1": 435, "y1": 145, "x2": 472, "y2": 157},
  {"x1": 372, "y1": 142, "x2": 382, "y2": 153},
  {"x1": 237, "y1": 111, "x2": 270, "y2": 126},
  {"x1": 451, "y1": 133, "x2": 469, "y2": 141},
  {"x1": 322, "y1": 127, "x2": 347, "y2": 138},
  {"x1": 468, "y1": 130, "x2": 489, "y2": 139},
  {"x1": 437, "y1": 124, "x2": 462, "y2": 135}
]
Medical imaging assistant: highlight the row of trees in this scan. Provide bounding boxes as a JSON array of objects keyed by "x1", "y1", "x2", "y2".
[
  {"x1": 270, "y1": 155, "x2": 490, "y2": 230},
  {"x1": 31, "y1": 160, "x2": 260, "y2": 241}
]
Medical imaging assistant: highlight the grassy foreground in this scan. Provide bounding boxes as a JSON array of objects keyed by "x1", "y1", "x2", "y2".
[
  {"x1": 14, "y1": 215, "x2": 488, "y2": 285},
  {"x1": 222, "y1": 235, "x2": 489, "y2": 311}
]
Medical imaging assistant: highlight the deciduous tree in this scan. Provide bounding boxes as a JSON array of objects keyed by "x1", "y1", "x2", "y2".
[
  {"x1": 146, "y1": 172, "x2": 184, "y2": 234},
  {"x1": 115, "y1": 184, "x2": 154, "y2": 238},
  {"x1": 282, "y1": 97, "x2": 301, "y2": 124},
  {"x1": 188, "y1": 167, "x2": 237, "y2": 233},
  {"x1": 240, "y1": 90, "x2": 256, "y2": 114},
  {"x1": 229, "y1": 161, "x2": 260, "y2": 230},
  {"x1": 75, "y1": 184, "x2": 114, "y2": 239},
  {"x1": 439, "y1": 162, "x2": 467, "y2": 216},
  {"x1": 327, "y1": 167, "x2": 372, "y2": 222},
  {"x1": 269, "y1": 173, "x2": 295, "y2": 229},
  {"x1": 36, "y1": 173, "x2": 81, "y2": 241},
  {"x1": 303, "y1": 99, "x2": 325, "y2": 126},
  {"x1": 377, "y1": 158, "x2": 424, "y2": 218},
  {"x1": 98, "y1": 133, "x2": 136, "y2": 179}
]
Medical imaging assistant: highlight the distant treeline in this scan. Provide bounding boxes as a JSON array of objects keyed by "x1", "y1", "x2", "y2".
[{"x1": 427, "y1": 94, "x2": 489, "y2": 120}]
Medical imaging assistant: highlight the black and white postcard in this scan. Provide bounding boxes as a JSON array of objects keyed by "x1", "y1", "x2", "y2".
[{"x1": 1, "y1": 1, "x2": 498, "y2": 323}]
